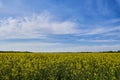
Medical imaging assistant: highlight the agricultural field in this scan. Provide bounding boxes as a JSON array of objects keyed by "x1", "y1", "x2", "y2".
[{"x1": 0, "y1": 53, "x2": 120, "y2": 80}]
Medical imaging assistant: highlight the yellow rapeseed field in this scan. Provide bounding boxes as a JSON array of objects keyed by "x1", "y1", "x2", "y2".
[{"x1": 0, "y1": 53, "x2": 120, "y2": 80}]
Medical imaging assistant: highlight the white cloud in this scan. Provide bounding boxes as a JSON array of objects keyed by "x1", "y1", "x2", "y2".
[
  {"x1": 78, "y1": 39, "x2": 120, "y2": 42},
  {"x1": 0, "y1": 42, "x2": 61, "y2": 52},
  {"x1": 75, "y1": 18, "x2": 120, "y2": 36},
  {"x1": 0, "y1": 12, "x2": 78, "y2": 39},
  {"x1": 1, "y1": 12, "x2": 119, "y2": 40},
  {"x1": 0, "y1": 42, "x2": 119, "y2": 52},
  {"x1": 76, "y1": 26, "x2": 120, "y2": 36},
  {"x1": 90, "y1": 27, "x2": 120, "y2": 36},
  {"x1": 64, "y1": 45, "x2": 120, "y2": 52}
]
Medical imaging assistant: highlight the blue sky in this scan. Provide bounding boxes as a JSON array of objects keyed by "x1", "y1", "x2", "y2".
[{"x1": 0, "y1": 0, "x2": 120, "y2": 52}]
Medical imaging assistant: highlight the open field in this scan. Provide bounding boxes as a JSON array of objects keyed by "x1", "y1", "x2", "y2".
[{"x1": 0, "y1": 53, "x2": 120, "y2": 80}]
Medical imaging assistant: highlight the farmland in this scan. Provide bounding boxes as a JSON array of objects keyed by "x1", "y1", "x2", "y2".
[{"x1": 0, "y1": 52, "x2": 120, "y2": 80}]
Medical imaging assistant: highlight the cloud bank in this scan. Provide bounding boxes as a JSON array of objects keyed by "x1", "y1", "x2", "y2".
[{"x1": 0, "y1": 42, "x2": 119, "y2": 52}]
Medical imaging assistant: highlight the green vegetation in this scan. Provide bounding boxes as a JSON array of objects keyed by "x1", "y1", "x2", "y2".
[{"x1": 0, "y1": 52, "x2": 120, "y2": 80}]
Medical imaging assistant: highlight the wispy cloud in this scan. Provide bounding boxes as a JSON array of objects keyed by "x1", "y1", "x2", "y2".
[
  {"x1": 0, "y1": 12, "x2": 78, "y2": 39},
  {"x1": 0, "y1": 12, "x2": 119, "y2": 40},
  {"x1": 75, "y1": 24, "x2": 120, "y2": 37},
  {"x1": 85, "y1": 26, "x2": 120, "y2": 35}
]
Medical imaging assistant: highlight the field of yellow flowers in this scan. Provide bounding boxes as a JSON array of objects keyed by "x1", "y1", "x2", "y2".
[{"x1": 0, "y1": 53, "x2": 120, "y2": 80}]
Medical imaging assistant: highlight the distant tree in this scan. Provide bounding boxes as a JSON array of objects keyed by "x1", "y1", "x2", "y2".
[{"x1": 117, "y1": 50, "x2": 120, "y2": 52}]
